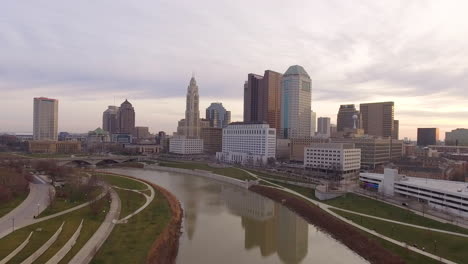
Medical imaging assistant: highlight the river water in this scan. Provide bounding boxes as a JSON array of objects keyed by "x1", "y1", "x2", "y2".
[{"x1": 107, "y1": 168, "x2": 367, "y2": 264}]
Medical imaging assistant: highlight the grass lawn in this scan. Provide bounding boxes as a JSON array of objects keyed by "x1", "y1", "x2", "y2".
[
  {"x1": 0, "y1": 197, "x2": 109, "y2": 263},
  {"x1": 91, "y1": 174, "x2": 172, "y2": 264},
  {"x1": 325, "y1": 193, "x2": 468, "y2": 235},
  {"x1": 0, "y1": 191, "x2": 29, "y2": 218},
  {"x1": 159, "y1": 161, "x2": 256, "y2": 181},
  {"x1": 115, "y1": 189, "x2": 146, "y2": 219},
  {"x1": 38, "y1": 186, "x2": 103, "y2": 218},
  {"x1": 246, "y1": 169, "x2": 315, "y2": 184},
  {"x1": 97, "y1": 173, "x2": 147, "y2": 190},
  {"x1": 334, "y1": 209, "x2": 468, "y2": 264}
]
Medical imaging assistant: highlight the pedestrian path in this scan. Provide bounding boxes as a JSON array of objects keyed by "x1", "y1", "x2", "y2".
[
  {"x1": 0, "y1": 232, "x2": 33, "y2": 264},
  {"x1": 21, "y1": 222, "x2": 65, "y2": 264},
  {"x1": 45, "y1": 219, "x2": 84, "y2": 264}
]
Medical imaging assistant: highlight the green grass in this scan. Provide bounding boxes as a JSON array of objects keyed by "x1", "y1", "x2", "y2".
[
  {"x1": 91, "y1": 174, "x2": 172, "y2": 264},
  {"x1": 39, "y1": 186, "x2": 103, "y2": 217},
  {"x1": 0, "y1": 197, "x2": 109, "y2": 263},
  {"x1": 115, "y1": 189, "x2": 146, "y2": 219},
  {"x1": 246, "y1": 169, "x2": 315, "y2": 184},
  {"x1": 324, "y1": 193, "x2": 468, "y2": 235},
  {"x1": 159, "y1": 161, "x2": 256, "y2": 181},
  {"x1": 334, "y1": 209, "x2": 468, "y2": 264},
  {"x1": 20, "y1": 153, "x2": 88, "y2": 159},
  {"x1": 0, "y1": 191, "x2": 29, "y2": 218},
  {"x1": 98, "y1": 173, "x2": 147, "y2": 190}
]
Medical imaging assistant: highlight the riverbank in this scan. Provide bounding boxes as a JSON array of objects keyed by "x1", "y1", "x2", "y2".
[{"x1": 249, "y1": 185, "x2": 405, "y2": 264}]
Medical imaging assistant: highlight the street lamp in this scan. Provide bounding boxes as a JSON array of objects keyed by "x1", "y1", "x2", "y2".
[
  {"x1": 11, "y1": 217, "x2": 14, "y2": 232},
  {"x1": 37, "y1": 203, "x2": 40, "y2": 217}
]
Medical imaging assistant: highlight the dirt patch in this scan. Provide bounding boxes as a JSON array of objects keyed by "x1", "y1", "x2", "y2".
[{"x1": 250, "y1": 185, "x2": 405, "y2": 264}]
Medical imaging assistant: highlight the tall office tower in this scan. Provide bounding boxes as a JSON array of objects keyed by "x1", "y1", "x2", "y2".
[
  {"x1": 102, "y1": 105, "x2": 119, "y2": 134},
  {"x1": 337, "y1": 104, "x2": 361, "y2": 131},
  {"x1": 310, "y1": 110, "x2": 317, "y2": 136},
  {"x1": 243, "y1": 70, "x2": 283, "y2": 134},
  {"x1": 445, "y1": 128, "x2": 468, "y2": 146},
  {"x1": 317, "y1": 117, "x2": 331, "y2": 137},
  {"x1": 117, "y1": 99, "x2": 135, "y2": 134},
  {"x1": 33, "y1": 97, "x2": 58, "y2": 141},
  {"x1": 185, "y1": 76, "x2": 201, "y2": 138},
  {"x1": 360, "y1": 102, "x2": 395, "y2": 138},
  {"x1": 393, "y1": 120, "x2": 399, "y2": 140},
  {"x1": 206, "y1": 102, "x2": 231, "y2": 128},
  {"x1": 417, "y1": 128, "x2": 439, "y2": 146},
  {"x1": 280, "y1": 65, "x2": 311, "y2": 139}
]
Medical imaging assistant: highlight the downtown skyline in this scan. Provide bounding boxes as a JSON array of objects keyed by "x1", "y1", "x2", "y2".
[{"x1": 2, "y1": 1, "x2": 468, "y2": 139}]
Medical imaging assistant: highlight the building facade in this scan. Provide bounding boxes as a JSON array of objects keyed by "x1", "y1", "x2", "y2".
[
  {"x1": 304, "y1": 143, "x2": 361, "y2": 178},
  {"x1": 337, "y1": 104, "x2": 361, "y2": 132},
  {"x1": 185, "y1": 76, "x2": 201, "y2": 138},
  {"x1": 417, "y1": 128, "x2": 439, "y2": 146},
  {"x1": 317, "y1": 117, "x2": 331, "y2": 138},
  {"x1": 200, "y1": 127, "x2": 222, "y2": 154},
  {"x1": 280, "y1": 65, "x2": 311, "y2": 139},
  {"x1": 117, "y1": 100, "x2": 135, "y2": 134},
  {"x1": 310, "y1": 110, "x2": 317, "y2": 136},
  {"x1": 33, "y1": 97, "x2": 58, "y2": 141},
  {"x1": 102, "y1": 105, "x2": 119, "y2": 134},
  {"x1": 446, "y1": 128, "x2": 468, "y2": 146},
  {"x1": 134, "y1": 126, "x2": 150, "y2": 139},
  {"x1": 360, "y1": 102, "x2": 395, "y2": 138},
  {"x1": 169, "y1": 136, "x2": 203, "y2": 154},
  {"x1": 28, "y1": 140, "x2": 81, "y2": 154},
  {"x1": 206, "y1": 102, "x2": 231, "y2": 128},
  {"x1": 216, "y1": 122, "x2": 276, "y2": 165},
  {"x1": 290, "y1": 137, "x2": 330, "y2": 162}
]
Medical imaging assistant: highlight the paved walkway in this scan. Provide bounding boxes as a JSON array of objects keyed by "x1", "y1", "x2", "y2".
[
  {"x1": 244, "y1": 170, "x2": 458, "y2": 264},
  {"x1": 69, "y1": 188, "x2": 121, "y2": 264}
]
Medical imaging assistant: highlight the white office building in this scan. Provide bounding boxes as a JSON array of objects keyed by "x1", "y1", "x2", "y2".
[
  {"x1": 304, "y1": 143, "x2": 361, "y2": 178},
  {"x1": 280, "y1": 65, "x2": 312, "y2": 139},
  {"x1": 33, "y1": 97, "x2": 58, "y2": 141},
  {"x1": 359, "y1": 169, "x2": 468, "y2": 217},
  {"x1": 216, "y1": 122, "x2": 276, "y2": 165},
  {"x1": 169, "y1": 136, "x2": 203, "y2": 155}
]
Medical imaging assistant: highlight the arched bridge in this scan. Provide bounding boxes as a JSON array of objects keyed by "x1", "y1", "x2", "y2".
[{"x1": 53, "y1": 156, "x2": 141, "y2": 167}]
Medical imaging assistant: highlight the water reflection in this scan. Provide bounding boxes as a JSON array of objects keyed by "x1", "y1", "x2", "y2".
[{"x1": 222, "y1": 187, "x2": 308, "y2": 264}]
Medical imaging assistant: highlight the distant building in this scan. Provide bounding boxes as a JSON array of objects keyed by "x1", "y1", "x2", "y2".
[
  {"x1": 206, "y1": 102, "x2": 231, "y2": 128},
  {"x1": 33, "y1": 97, "x2": 58, "y2": 141},
  {"x1": 216, "y1": 122, "x2": 276, "y2": 165},
  {"x1": 310, "y1": 110, "x2": 317, "y2": 136},
  {"x1": 446, "y1": 128, "x2": 468, "y2": 146},
  {"x1": 317, "y1": 117, "x2": 331, "y2": 137},
  {"x1": 290, "y1": 137, "x2": 330, "y2": 162},
  {"x1": 393, "y1": 120, "x2": 399, "y2": 140},
  {"x1": 87, "y1": 128, "x2": 111, "y2": 144},
  {"x1": 111, "y1": 133, "x2": 132, "y2": 144},
  {"x1": 276, "y1": 139, "x2": 291, "y2": 161},
  {"x1": 134, "y1": 126, "x2": 150, "y2": 139},
  {"x1": 280, "y1": 65, "x2": 311, "y2": 139},
  {"x1": 103, "y1": 105, "x2": 119, "y2": 134},
  {"x1": 337, "y1": 104, "x2": 361, "y2": 132},
  {"x1": 304, "y1": 143, "x2": 361, "y2": 179},
  {"x1": 169, "y1": 136, "x2": 203, "y2": 155},
  {"x1": 117, "y1": 100, "x2": 135, "y2": 134},
  {"x1": 360, "y1": 102, "x2": 395, "y2": 138},
  {"x1": 184, "y1": 76, "x2": 201, "y2": 138},
  {"x1": 417, "y1": 128, "x2": 439, "y2": 146},
  {"x1": 200, "y1": 127, "x2": 222, "y2": 154},
  {"x1": 330, "y1": 124, "x2": 337, "y2": 137},
  {"x1": 244, "y1": 70, "x2": 283, "y2": 135},
  {"x1": 124, "y1": 144, "x2": 161, "y2": 155},
  {"x1": 28, "y1": 140, "x2": 81, "y2": 154}
]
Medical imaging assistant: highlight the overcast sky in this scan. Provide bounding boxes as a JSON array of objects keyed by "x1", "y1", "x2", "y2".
[{"x1": 1, "y1": 0, "x2": 468, "y2": 139}]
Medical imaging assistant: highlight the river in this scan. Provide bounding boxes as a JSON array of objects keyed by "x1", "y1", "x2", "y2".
[{"x1": 107, "y1": 168, "x2": 368, "y2": 264}]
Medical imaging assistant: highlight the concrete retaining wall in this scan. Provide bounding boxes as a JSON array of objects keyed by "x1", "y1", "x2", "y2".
[
  {"x1": 21, "y1": 222, "x2": 64, "y2": 264},
  {"x1": 315, "y1": 189, "x2": 346, "y2": 201},
  {"x1": 45, "y1": 220, "x2": 83, "y2": 264}
]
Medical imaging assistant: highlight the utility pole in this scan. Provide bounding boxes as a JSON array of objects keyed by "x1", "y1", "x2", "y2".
[{"x1": 11, "y1": 217, "x2": 15, "y2": 232}]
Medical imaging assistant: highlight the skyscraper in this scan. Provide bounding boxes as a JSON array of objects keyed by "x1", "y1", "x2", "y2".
[
  {"x1": 310, "y1": 110, "x2": 316, "y2": 136},
  {"x1": 337, "y1": 104, "x2": 361, "y2": 132},
  {"x1": 243, "y1": 70, "x2": 283, "y2": 134},
  {"x1": 417, "y1": 128, "x2": 439, "y2": 146},
  {"x1": 317, "y1": 117, "x2": 331, "y2": 137},
  {"x1": 206, "y1": 102, "x2": 231, "y2": 128},
  {"x1": 360, "y1": 102, "x2": 395, "y2": 138},
  {"x1": 393, "y1": 120, "x2": 399, "y2": 140},
  {"x1": 117, "y1": 99, "x2": 135, "y2": 134},
  {"x1": 102, "y1": 105, "x2": 119, "y2": 134},
  {"x1": 33, "y1": 97, "x2": 58, "y2": 141},
  {"x1": 184, "y1": 76, "x2": 201, "y2": 138},
  {"x1": 280, "y1": 65, "x2": 311, "y2": 139}
]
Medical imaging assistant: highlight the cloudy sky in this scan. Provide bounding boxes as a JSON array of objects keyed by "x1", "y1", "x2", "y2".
[{"x1": 1, "y1": 0, "x2": 468, "y2": 139}]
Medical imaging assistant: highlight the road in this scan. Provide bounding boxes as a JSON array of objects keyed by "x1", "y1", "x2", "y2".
[{"x1": 0, "y1": 175, "x2": 51, "y2": 239}]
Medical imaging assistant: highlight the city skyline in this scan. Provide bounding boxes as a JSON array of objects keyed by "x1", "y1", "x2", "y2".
[{"x1": 2, "y1": 1, "x2": 468, "y2": 139}]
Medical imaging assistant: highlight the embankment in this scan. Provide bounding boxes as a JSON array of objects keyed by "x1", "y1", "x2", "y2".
[{"x1": 250, "y1": 185, "x2": 405, "y2": 264}]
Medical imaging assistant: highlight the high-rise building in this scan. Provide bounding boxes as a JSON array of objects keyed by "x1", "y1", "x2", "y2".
[
  {"x1": 185, "y1": 76, "x2": 201, "y2": 138},
  {"x1": 310, "y1": 110, "x2": 316, "y2": 136},
  {"x1": 317, "y1": 117, "x2": 331, "y2": 137},
  {"x1": 360, "y1": 102, "x2": 395, "y2": 138},
  {"x1": 117, "y1": 100, "x2": 135, "y2": 134},
  {"x1": 393, "y1": 120, "x2": 400, "y2": 140},
  {"x1": 445, "y1": 128, "x2": 468, "y2": 146},
  {"x1": 280, "y1": 65, "x2": 311, "y2": 139},
  {"x1": 417, "y1": 128, "x2": 439, "y2": 146},
  {"x1": 337, "y1": 104, "x2": 361, "y2": 132},
  {"x1": 134, "y1": 126, "x2": 150, "y2": 139},
  {"x1": 33, "y1": 97, "x2": 58, "y2": 141},
  {"x1": 200, "y1": 127, "x2": 222, "y2": 154},
  {"x1": 206, "y1": 102, "x2": 231, "y2": 128},
  {"x1": 243, "y1": 70, "x2": 283, "y2": 134},
  {"x1": 102, "y1": 106, "x2": 119, "y2": 134}
]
